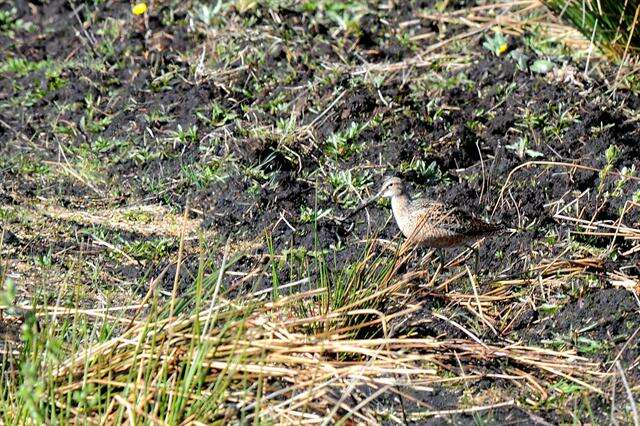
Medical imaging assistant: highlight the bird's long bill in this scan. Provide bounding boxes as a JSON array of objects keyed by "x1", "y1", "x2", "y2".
[
  {"x1": 343, "y1": 190, "x2": 383, "y2": 220},
  {"x1": 360, "y1": 188, "x2": 385, "y2": 209}
]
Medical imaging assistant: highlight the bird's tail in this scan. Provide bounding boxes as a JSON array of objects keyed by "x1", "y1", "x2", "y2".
[{"x1": 467, "y1": 220, "x2": 505, "y2": 237}]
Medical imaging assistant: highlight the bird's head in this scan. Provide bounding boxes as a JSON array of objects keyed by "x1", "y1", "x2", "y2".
[{"x1": 377, "y1": 177, "x2": 404, "y2": 198}]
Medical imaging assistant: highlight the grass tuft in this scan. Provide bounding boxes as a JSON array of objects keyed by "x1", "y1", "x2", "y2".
[
  {"x1": 542, "y1": 0, "x2": 640, "y2": 60},
  {"x1": 1, "y1": 239, "x2": 616, "y2": 423}
]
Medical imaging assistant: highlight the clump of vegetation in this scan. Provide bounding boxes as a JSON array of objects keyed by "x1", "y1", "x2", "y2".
[
  {"x1": 542, "y1": 0, "x2": 640, "y2": 60},
  {"x1": 324, "y1": 122, "x2": 366, "y2": 160},
  {"x1": 1, "y1": 243, "x2": 613, "y2": 423}
]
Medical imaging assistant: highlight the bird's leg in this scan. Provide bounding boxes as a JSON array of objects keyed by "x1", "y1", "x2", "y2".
[
  {"x1": 475, "y1": 247, "x2": 480, "y2": 275},
  {"x1": 436, "y1": 248, "x2": 445, "y2": 268},
  {"x1": 465, "y1": 244, "x2": 480, "y2": 275}
]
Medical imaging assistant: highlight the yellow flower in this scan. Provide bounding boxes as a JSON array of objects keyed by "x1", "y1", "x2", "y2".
[
  {"x1": 498, "y1": 42, "x2": 508, "y2": 55},
  {"x1": 132, "y1": 2, "x2": 147, "y2": 15}
]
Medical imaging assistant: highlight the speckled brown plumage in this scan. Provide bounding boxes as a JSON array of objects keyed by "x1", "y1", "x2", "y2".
[{"x1": 378, "y1": 177, "x2": 502, "y2": 248}]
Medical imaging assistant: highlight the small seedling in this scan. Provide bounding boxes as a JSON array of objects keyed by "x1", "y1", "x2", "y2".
[
  {"x1": 530, "y1": 59, "x2": 554, "y2": 74},
  {"x1": 173, "y1": 125, "x2": 198, "y2": 145},
  {"x1": 598, "y1": 144, "x2": 620, "y2": 193},
  {"x1": 483, "y1": 31, "x2": 508, "y2": 56},
  {"x1": 544, "y1": 229, "x2": 558, "y2": 245},
  {"x1": 324, "y1": 1, "x2": 366, "y2": 36},
  {"x1": 197, "y1": 103, "x2": 237, "y2": 127},
  {"x1": 0, "y1": 7, "x2": 35, "y2": 36},
  {"x1": 36, "y1": 250, "x2": 53, "y2": 268},
  {"x1": 544, "y1": 103, "x2": 580, "y2": 139},
  {"x1": 612, "y1": 165, "x2": 635, "y2": 197},
  {"x1": 590, "y1": 122, "x2": 615, "y2": 137},
  {"x1": 328, "y1": 169, "x2": 371, "y2": 208},
  {"x1": 324, "y1": 122, "x2": 366, "y2": 159},
  {"x1": 506, "y1": 136, "x2": 544, "y2": 160},
  {"x1": 183, "y1": 163, "x2": 223, "y2": 188},
  {"x1": 605, "y1": 144, "x2": 620, "y2": 164},
  {"x1": 123, "y1": 209, "x2": 154, "y2": 224},
  {"x1": 539, "y1": 303, "x2": 560, "y2": 315},
  {"x1": 552, "y1": 380, "x2": 583, "y2": 395},
  {"x1": 299, "y1": 205, "x2": 332, "y2": 224},
  {"x1": 508, "y1": 50, "x2": 529, "y2": 71},
  {"x1": 0, "y1": 278, "x2": 16, "y2": 308},
  {"x1": 401, "y1": 159, "x2": 447, "y2": 183},
  {"x1": 124, "y1": 238, "x2": 174, "y2": 261},
  {"x1": 194, "y1": 1, "x2": 223, "y2": 25},
  {"x1": 574, "y1": 337, "x2": 606, "y2": 355}
]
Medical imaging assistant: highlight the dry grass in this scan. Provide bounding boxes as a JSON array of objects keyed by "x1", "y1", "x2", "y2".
[{"x1": 3, "y1": 235, "x2": 628, "y2": 423}]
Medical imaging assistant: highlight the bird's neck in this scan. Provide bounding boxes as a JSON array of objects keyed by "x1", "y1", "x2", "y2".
[{"x1": 391, "y1": 194, "x2": 410, "y2": 217}]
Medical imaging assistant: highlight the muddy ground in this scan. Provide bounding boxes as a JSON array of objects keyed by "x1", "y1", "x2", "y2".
[{"x1": 1, "y1": 0, "x2": 640, "y2": 423}]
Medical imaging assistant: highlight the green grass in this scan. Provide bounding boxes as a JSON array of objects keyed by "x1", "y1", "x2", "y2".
[
  {"x1": 0, "y1": 237, "x2": 403, "y2": 423},
  {"x1": 542, "y1": 0, "x2": 640, "y2": 60}
]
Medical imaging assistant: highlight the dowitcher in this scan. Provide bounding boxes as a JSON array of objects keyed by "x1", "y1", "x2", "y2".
[{"x1": 374, "y1": 177, "x2": 503, "y2": 249}]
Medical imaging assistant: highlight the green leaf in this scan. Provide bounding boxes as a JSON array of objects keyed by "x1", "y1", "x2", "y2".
[
  {"x1": 483, "y1": 31, "x2": 508, "y2": 56},
  {"x1": 525, "y1": 149, "x2": 544, "y2": 158},
  {"x1": 576, "y1": 337, "x2": 604, "y2": 355},
  {"x1": 605, "y1": 144, "x2": 620, "y2": 164},
  {"x1": 530, "y1": 59, "x2": 554, "y2": 74},
  {"x1": 553, "y1": 380, "x2": 583, "y2": 394},
  {"x1": 508, "y1": 50, "x2": 529, "y2": 71},
  {"x1": 539, "y1": 303, "x2": 559, "y2": 314},
  {"x1": 1, "y1": 278, "x2": 16, "y2": 306}
]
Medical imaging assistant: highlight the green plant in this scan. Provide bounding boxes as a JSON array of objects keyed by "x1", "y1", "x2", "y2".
[
  {"x1": 123, "y1": 238, "x2": 175, "y2": 261},
  {"x1": 299, "y1": 205, "x2": 332, "y2": 223},
  {"x1": 328, "y1": 169, "x2": 372, "y2": 208},
  {"x1": 483, "y1": 31, "x2": 508, "y2": 56},
  {"x1": 506, "y1": 136, "x2": 544, "y2": 160},
  {"x1": 544, "y1": 103, "x2": 580, "y2": 139},
  {"x1": 552, "y1": 380, "x2": 583, "y2": 395},
  {"x1": 0, "y1": 278, "x2": 16, "y2": 311},
  {"x1": 35, "y1": 249, "x2": 53, "y2": 268},
  {"x1": 323, "y1": 1, "x2": 367, "y2": 36},
  {"x1": 197, "y1": 103, "x2": 237, "y2": 127},
  {"x1": 11, "y1": 155, "x2": 50, "y2": 176},
  {"x1": 401, "y1": 159, "x2": 448, "y2": 183},
  {"x1": 530, "y1": 59, "x2": 555, "y2": 74},
  {"x1": 612, "y1": 165, "x2": 636, "y2": 197},
  {"x1": 0, "y1": 58, "x2": 51, "y2": 76},
  {"x1": 194, "y1": 1, "x2": 223, "y2": 25},
  {"x1": 509, "y1": 50, "x2": 530, "y2": 71},
  {"x1": 574, "y1": 337, "x2": 607, "y2": 355},
  {"x1": 262, "y1": 92, "x2": 288, "y2": 115},
  {"x1": 324, "y1": 122, "x2": 366, "y2": 159},
  {"x1": 173, "y1": 125, "x2": 198, "y2": 145},
  {"x1": 539, "y1": 302, "x2": 561, "y2": 315},
  {"x1": 542, "y1": 0, "x2": 640, "y2": 60},
  {"x1": 122, "y1": 209, "x2": 154, "y2": 223},
  {"x1": 145, "y1": 108, "x2": 174, "y2": 126},
  {"x1": 598, "y1": 144, "x2": 620, "y2": 193},
  {"x1": 182, "y1": 160, "x2": 226, "y2": 188},
  {"x1": 0, "y1": 7, "x2": 35, "y2": 36},
  {"x1": 81, "y1": 94, "x2": 112, "y2": 134}
]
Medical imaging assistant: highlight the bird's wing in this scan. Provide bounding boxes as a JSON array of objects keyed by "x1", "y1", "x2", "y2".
[{"x1": 410, "y1": 199, "x2": 500, "y2": 235}]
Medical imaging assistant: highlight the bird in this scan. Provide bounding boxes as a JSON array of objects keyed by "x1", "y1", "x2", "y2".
[{"x1": 373, "y1": 177, "x2": 503, "y2": 266}]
